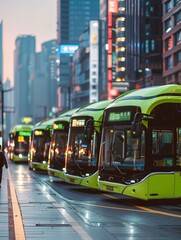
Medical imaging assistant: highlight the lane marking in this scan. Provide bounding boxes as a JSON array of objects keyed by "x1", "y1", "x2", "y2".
[
  {"x1": 102, "y1": 193, "x2": 181, "y2": 218},
  {"x1": 8, "y1": 169, "x2": 26, "y2": 240},
  {"x1": 58, "y1": 208, "x2": 93, "y2": 240},
  {"x1": 134, "y1": 205, "x2": 181, "y2": 218}
]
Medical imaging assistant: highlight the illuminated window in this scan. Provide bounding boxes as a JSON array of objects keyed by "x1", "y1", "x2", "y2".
[
  {"x1": 120, "y1": 67, "x2": 126, "y2": 71},
  {"x1": 165, "y1": 36, "x2": 173, "y2": 50},
  {"x1": 120, "y1": 27, "x2": 125, "y2": 31},
  {"x1": 119, "y1": 57, "x2": 126, "y2": 62},
  {"x1": 120, "y1": 7, "x2": 125, "y2": 12},
  {"x1": 118, "y1": 17, "x2": 125, "y2": 21},
  {"x1": 120, "y1": 37, "x2": 125, "y2": 42},
  {"x1": 120, "y1": 47, "x2": 126, "y2": 52},
  {"x1": 165, "y1": 18, "x2": 172, "y2": 33}
]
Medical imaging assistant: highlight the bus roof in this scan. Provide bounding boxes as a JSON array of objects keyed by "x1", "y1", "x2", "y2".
[
  {"x1": 105, "y1": 84, "x2": 181, "y2": 114},
  {"x1": 71, "y1": 100, "x2": 113, "y2": 123},
  {"x1": 10, "y1": 124, "x2": 33, "y2": 133}
]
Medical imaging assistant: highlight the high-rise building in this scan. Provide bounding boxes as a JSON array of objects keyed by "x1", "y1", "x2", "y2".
[
  {"x1": 0, "y1": 21, "x2": 2, "y2": 83},
  {"x1": 56, "y1": 0, "x2": 100, "y2": 109},
  {"x1": 14, "y1": 35, "x2": 36, "y2": 124},
  {"x1": 32, "y1": 39, "x2": 58, "y2": 123},
  {"x1": 72, "y1": 20, "x2": 103, "y2": 108},
  {"x1": 100, "y1": 0, "x2": 163, "y2": 97},
  {"x1": 162, "y1": 0, "x2": 181, "y2": 84}
]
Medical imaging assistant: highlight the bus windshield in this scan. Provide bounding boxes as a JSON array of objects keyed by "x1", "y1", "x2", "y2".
[
  {"x1": 99, "y1": 126, "x2": 145, "y2": 182},
  {"x1": 49, "y1": 132, "x2": 68, "y2": 170},
  {"x1": 14, "y1": 135, "x2": 30, "y2": 154},
  {"x1": 66, "y1": 126, "x2": 98, "y2": 176}
]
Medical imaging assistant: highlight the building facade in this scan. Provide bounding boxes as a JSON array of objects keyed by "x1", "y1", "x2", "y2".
[
  {"x1": 72, "y1": 20, "x2": 102, "y2": 108},
  {"x1": 56, "y1": 0, "x2": 100, "y2": 110},
  {"x1": 162, "y1": 0, "x2": 181, "y2": 84},
  {"x1": 14, "y1": 35, "x2": 36, "y2": 124}
]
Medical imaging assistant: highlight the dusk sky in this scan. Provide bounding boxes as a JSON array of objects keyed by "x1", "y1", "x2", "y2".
[{"x1": 1, "y1": 0, "x2": 57, "y2": 86}]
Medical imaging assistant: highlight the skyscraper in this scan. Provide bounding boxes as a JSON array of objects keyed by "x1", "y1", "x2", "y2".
[
  {"x1": 56, "y1": 0, "x2": 100, "y2": 109},
  {"x1": 14, "y1": 35, "x2": 36, "y2": 124},
  {"x1": 0, "y1": 21, "x2": 2, "y2": 83},
  {"x1": 32, "y1": 39, "x2": 58, "y2": 122}
]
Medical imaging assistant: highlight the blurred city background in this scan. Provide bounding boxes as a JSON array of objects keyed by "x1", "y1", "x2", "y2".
[{"x1": 0, "y1": 0, "x2": 181, "y2": 145}]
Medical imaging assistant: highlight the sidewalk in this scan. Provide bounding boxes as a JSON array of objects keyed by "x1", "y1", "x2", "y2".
[
  {"x1": 0, "y1": 168, "x2": 10, "y2": 239},
  {"x1": 0, "y1": 165, "x2": 92, "y2": 240}
]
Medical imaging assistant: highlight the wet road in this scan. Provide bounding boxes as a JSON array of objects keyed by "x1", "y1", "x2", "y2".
[{"x1": 8, "y1": 161, "x2": 181, "y2": 239}]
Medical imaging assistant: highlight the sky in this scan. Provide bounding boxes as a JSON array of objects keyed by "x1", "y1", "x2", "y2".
[{"x1": 0, "y1": 0, "x2": 57, "y2": 86}]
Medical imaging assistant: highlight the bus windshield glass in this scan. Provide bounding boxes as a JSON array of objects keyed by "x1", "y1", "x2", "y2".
[
  {"x1": 66, "y1": 121, "x2": 98, "y2": 176},
  {"x1": 49, "y1": 132, "x2": 68, "y2": 170},
  {"x1": 14, "y1": 135, "x2": 30, "y2": 154},
  {"x1": 99, "y1": 126, "x2": 145, "y2": 182}
]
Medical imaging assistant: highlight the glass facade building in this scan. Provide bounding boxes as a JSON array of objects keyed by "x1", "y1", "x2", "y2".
[{"x1": 56, "y1": 0, "x2": 99, "y2": 109}]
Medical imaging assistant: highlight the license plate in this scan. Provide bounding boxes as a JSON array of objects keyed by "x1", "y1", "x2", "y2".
[
  {"x1": 106, "y1": 185, "x2": 114, "y2": 191},
  {"x1": 69, "y1": 178, "x2": 75, "y2": 183}
]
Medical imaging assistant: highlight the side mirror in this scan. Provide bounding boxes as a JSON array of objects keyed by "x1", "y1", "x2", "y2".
[
  {"x1": 84, "y1": 120, "x2": 94, "y2": 143},
  {"x1": 131, "y1": 112, "x2": 142, "y2": 138}
]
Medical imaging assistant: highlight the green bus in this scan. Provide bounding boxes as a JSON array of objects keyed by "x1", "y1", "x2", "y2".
[
  {"x1": 28, "y1": 118, "x2": 55, "y2": 171},
  {"x1": 48, "y1": 108, "x2": 79, "y2": 179},
  {"x1": 65, "y1": 100, "x2": 112, "y2": 189},
  {"x1": 8, "y1": 124, "x2": 33, "y2": 162},
  {"x1": 98, "y1": 84, "x2": 181, "y2": 200}
]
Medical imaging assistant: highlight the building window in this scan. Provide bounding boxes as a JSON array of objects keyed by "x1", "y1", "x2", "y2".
[
  {"x1": 174, "y1": 10, "x2": 181, "y2": 25},
  {"x1": 145, "y1": 40, "x2": 149, "y2": 53},
  {"x1": 166, "y1": 55, "x2": 173, "y2": 69},
  {"x1": 165, "y1": 18, "x2": 172, "y2": 33},
  {"x1": 165, "y1": 36, "x2": 173, "y2": 50},
  {"x1": 151, "y1": 40, "x2": 155, "y2": 51},
  {"x1": 175, "y1": 30, "x2": 181, "y2": 45},
  {"x1": 165, "y1": 1, "x2": 172, "y2": 14},
  {"x1": 174, "y1": 0, "x2": 181, "y2": 6},
  {"x1": 175, "y1": 50, "x2": 181, "y2": 64}
]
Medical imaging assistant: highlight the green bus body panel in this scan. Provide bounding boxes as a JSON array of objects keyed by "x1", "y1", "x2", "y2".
[
  {"x1": 124, "y1": 173, "x2": 174, "y2": 200},
  {"x1": 65, "y1": 174, "x2": 82, "y2": 185},
  {"x1": 65, "y1": 100, "x2": 113, "y2": 188},
  {"x1": 30, "y1": 162, "x2": 48, "y2": 171},
  {"x1": 80, "y1": 172, "x2": 99, "y2": 189},
  {"x1": 12, "y1": 154, "x2": 29, "y2": 162},
  {"x1": 48, "y1": 168, "x2": 65, "y2": 179},
  {"x1": 99, "y1": 173, "x2": 175, "y2": 200},
  {"x1": 174, "y1": 172, "x2": 181, "y2": 197}
]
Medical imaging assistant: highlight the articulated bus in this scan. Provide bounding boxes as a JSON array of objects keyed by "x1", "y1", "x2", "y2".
[
  {"x1": 98, "y1": 84, "x2": 181, "y2": 200},
  {"x1": 29, "y1": 118, "x2": 55, "y2": 171},
  {"x1": 65, "y1": 100, "x2": 112, "y2": 189},
  {"x1": 48, "y1": 108, "x2": 79, "y2": 179},
  {"x1": 8, "y1": 124, "x2": 33, "y2": 162}
]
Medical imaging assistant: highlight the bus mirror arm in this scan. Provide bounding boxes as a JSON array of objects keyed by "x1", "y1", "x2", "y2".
[{"x1": 131, "y1": 112, "x2": 142, "y2": 138}]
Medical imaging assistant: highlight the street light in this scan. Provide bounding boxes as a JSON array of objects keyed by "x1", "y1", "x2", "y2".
[{"x1": 0, "y1": 83, "x2": 14, "y2": 149}]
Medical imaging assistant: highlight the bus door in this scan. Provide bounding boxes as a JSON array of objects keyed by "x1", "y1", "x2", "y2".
[
  {"x1": 149, "y1": 129, "x2": 175, "y2": 198},
  {"x1": 174, "y1": 128, "x2": 181, "y2": 198}
]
